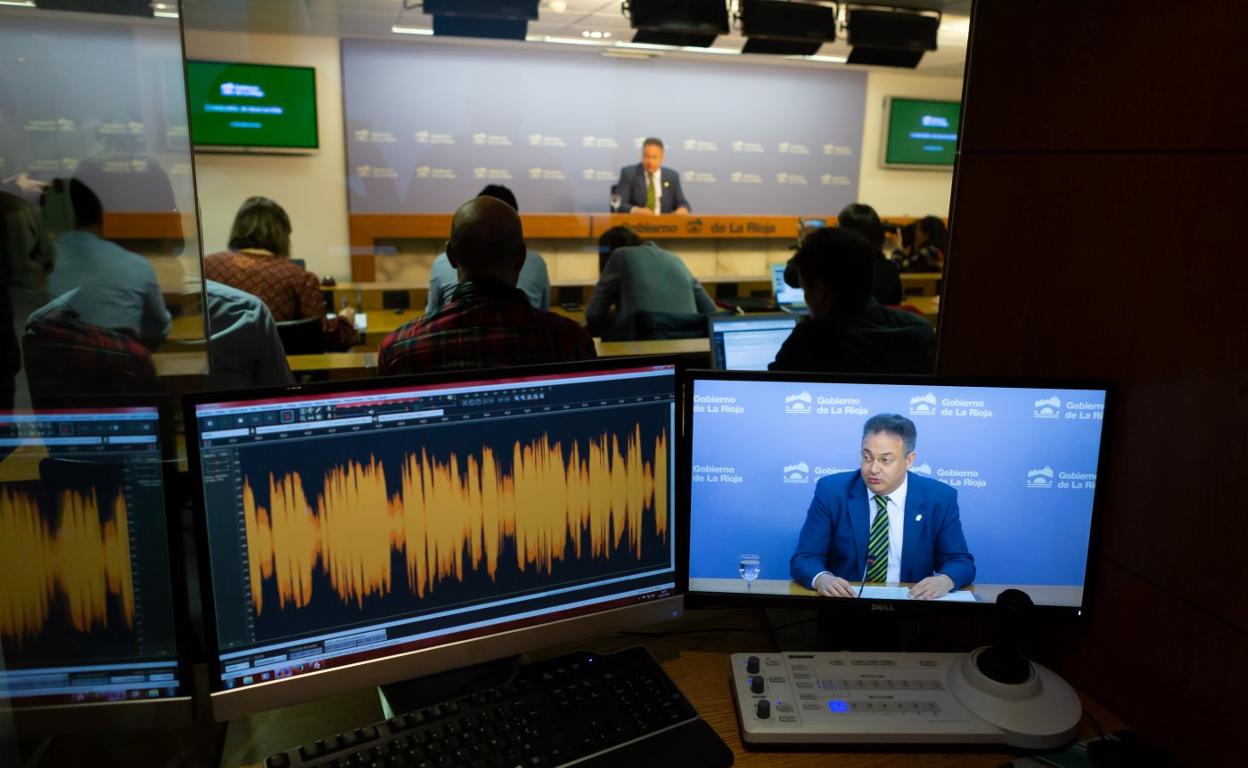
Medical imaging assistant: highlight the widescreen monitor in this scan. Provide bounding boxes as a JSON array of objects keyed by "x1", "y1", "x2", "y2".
[
  {"x1": 881, "y1": 96, "x2": 960, "y2": 169},
  {"x1": 185, "y1": 360, "x2": 682, "y2": 720},
  {"x1": 185, "y1": 60, "x2": 318, "y2": 150},
  {"x1": 710, "y1": 315, "x2": 797, "y2": 371},
  {"x1": 684, "y1": 372, "x2": 1111, "y2": 614},
  {"x1": 0, "y1": 406, "x2": 190, "y2": 732}
]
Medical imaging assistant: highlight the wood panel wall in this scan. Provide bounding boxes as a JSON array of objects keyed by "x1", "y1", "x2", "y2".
[{"x1": 938, "y1": 2, "x2": 1247, "y2": 764}]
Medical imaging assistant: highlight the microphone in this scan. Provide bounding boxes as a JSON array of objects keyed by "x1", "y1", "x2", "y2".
[{"x1": 856, "y1": 554, "x2": 874, "y2": 598}]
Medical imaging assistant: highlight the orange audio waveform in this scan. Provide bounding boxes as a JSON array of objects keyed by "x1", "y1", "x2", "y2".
[
  {"x1": 243, "y1": 427, "x2": 668, "y2": 615},
  {"x1": 0, "y1": 486, "x2": 136, "y2": 643}
]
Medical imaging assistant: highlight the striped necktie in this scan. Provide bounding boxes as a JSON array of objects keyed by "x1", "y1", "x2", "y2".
[
  {"x1": 866, "y1": 495, "x2": 890, "y2": 583},
  {"x1": 646, "y1": 173, "x2": 656, "y2": 211}
]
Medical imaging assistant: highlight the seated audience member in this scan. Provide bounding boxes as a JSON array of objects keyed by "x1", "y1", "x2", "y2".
[
  {"x1": 427, "y1": 185, "x2": 549, "y2": 313},
  {"x1": 23, "y1": 294, "x2": 160, "y2": 402},
  {"x1": 893, "y1": 215, "x2": 947, "y2": 273},
  {"x1": 836, "y1": 203, "x2": 903, "y2": 306},
  {"x1": 586, "y1": 226, "x2": 718, "y2": 337},
  {"x1": 205, "y1": 280, "x2": 294, "y2": 389},
  {"x1": 378, "y1": 197, "x2": 595, "y2": 374},
  {"x1": 204, "y1": 197, "x2": 359, "y2": 351},
  {"x1": 46, "y1": 178, "x2": 171, "y2": 348},
  {"x1": 2, "y1": 191, "x2": 55, "y2": 408},
  {"x1": 769, "y1": 227, "x2": 934, "y2": 374}
]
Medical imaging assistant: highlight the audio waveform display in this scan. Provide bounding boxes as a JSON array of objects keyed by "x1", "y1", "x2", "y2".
[
  {"x1": 0, "y1": 485, "x2": 135, "y2": 644},
  {"x1": 242, "y1": 425, "x2": 669, "y2": 616}
]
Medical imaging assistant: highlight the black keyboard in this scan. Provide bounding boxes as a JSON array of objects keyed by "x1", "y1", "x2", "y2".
[{"x1": 263, "y1": 647, "x2": 733, "y2": 768}]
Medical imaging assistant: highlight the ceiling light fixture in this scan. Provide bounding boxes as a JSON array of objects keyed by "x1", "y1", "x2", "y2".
[{"x1": 391, "y1": 25, "x2": 435, "y2": 36}]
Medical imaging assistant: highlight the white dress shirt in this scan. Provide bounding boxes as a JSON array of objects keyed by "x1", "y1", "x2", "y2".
[{"x1": 811, "y1": 475, "x2": 909, "y2": 588}]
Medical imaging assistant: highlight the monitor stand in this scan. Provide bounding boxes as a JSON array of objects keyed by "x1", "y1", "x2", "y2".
[{"x1": 376, "y1": 655, "x2": 523, "y2": 719}]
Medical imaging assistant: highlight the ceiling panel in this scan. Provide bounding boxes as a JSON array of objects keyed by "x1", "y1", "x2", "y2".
[{"x1": 179, "y1": 1, "x2": 968, "y2": 78}]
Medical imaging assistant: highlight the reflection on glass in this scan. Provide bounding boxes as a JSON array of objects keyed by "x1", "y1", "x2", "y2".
[{"x1": 0, "y1": 4, "x2": 207, "y2": 410}]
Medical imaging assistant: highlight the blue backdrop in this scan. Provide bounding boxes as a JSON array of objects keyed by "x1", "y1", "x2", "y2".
[
  {"x1": 688, "y1": 381, "x2": 1106, "y2": 587},
  {"x1": 341, "y1": 40, "x2": 866, "y2": 215}
]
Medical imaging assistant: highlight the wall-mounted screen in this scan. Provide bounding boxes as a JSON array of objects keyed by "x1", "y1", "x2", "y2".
[
  {"x1": 185, "y1": 61, "x2": 318, "y2": 150},
  {"x1": 882, "y1": 97, "x2": 959, "y2": 169}
]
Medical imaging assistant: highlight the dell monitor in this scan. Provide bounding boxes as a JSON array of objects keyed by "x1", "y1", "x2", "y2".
[
  {"x1": 0, "y1": 405, "x2": 191, "y2": 732},
  {"x1": 684, "y1": 371, "x2": 1111, "y2": 614},
  {"x1": 709, "y1": 315, "x2": 797, "y2": 371},
  {"x1": 185, "y1": 359, "x2": 681, "y2": 720}
]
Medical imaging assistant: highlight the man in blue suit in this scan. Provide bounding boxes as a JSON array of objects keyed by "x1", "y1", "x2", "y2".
[
  {"x1": 790, "y1": 413, "x2": 975, "y2": 600},
  {"x1": 615, "y1": 138, "x2": 691, "y2": 215}
]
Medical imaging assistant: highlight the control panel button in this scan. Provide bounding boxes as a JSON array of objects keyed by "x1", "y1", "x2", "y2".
[
  {"x1": 746, "y1": 656, "x2": 760, "y2": 674},
  {"x1": 756, "y1": 700, "x2": 771, "y2": 719},
  {"x1": 750, "y1": 676, "x2": 765, "y2": 694}
]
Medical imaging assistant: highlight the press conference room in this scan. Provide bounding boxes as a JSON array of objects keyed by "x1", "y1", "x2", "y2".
[{"x1": 0, "y1": 1, "x2": 1238, "y2": 766}]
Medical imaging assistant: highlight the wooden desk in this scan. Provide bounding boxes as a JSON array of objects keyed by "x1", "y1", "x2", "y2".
[
  {"x1": 221, "y1": 608, "x2": 1124, "y2": 768},
  {"x1": 598, "y1": 338, "x2": 711, "y2": 357},
  {"x1": 900, "y1": 272, "x2": 943, "y2": 297},
  {"x1": 288, "y1": 352, "x2": 376, "y2": 379}
]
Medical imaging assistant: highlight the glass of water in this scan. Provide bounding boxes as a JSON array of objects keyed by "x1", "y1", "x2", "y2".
[
  {"x1": 609, "y1": 192, "x2": 622, "y2": 213},
  {"x1": 738, "y1": 554, "x2": 761, "y2": 592}
]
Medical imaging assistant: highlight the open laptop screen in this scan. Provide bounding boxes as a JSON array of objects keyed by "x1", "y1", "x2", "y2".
[{"x1": 710, "y1": 316, "x2": 798, "y2": 370}]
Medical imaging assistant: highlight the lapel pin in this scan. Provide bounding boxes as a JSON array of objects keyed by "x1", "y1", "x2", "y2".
[
  {"x1": 664, "y1": 181, "x2": 670, "y2": 187},
  {"x1": 915, "y1": 514, "x2": 922, "y2": 522}
]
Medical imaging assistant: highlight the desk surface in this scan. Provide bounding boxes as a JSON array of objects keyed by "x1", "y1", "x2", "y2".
[{"x1": 221, "y1": 609, "x2": 1123, "y2": 768}]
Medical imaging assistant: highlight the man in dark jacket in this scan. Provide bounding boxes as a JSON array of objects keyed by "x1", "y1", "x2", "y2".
[{"x1": 769, "y1": 227, "x2": 933, "y2": 374}]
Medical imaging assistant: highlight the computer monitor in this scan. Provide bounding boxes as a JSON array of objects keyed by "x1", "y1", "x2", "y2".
[
  {"x1": 709, "y1": 315, "x2": 797, "y2": 371},
  {"x1": 770, "y1": 264, "x2": 806, "y2": 310},
  {"x1": 0, "y1": 405, "x2": 191, "y2": 732},
  {"x1": 185, "y1": 359, "x2": 682, "y2": 720},
  {"x1": 683, "y1": 371, "x2": 1111, "y2": 615}
]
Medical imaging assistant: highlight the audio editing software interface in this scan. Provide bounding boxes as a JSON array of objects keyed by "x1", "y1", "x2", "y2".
[
  {"x1": 193, "y1": 366, "x2": 678, "y2": 690},
  {"x1": 0, "y1": 408, "x2": 183, "y2": 705}
]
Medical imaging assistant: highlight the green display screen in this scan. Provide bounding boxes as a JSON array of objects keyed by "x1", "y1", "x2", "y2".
[
  {"x1": 883, "y1": 97, "x2": 960, "y2": 167},
  {"x1": 186, "y1": 61, "x2": 318, "y2": 149}
]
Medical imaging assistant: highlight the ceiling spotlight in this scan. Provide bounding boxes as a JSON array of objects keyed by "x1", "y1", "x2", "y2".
[
  {"x1": 625, "y1": 0, "x2": 729, "y2": 48},
  {"x1": 846, "y1": 5, "x2": 940, "y2": 68}
]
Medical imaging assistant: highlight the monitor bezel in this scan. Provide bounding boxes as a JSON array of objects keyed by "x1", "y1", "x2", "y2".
[
  {"x1": 1, "y1": 395, "x2": 195, "y2": 733},
  {"x1": 184, "y1": 59, "x2": 320, "y2": 151},
  {"x1": 182, "y1": 357, "x2": 686, "y2": 721},
  {"x1": 880, "y1": 95, "x2": 961, "y2": 171},
  {"x1": 678, "y1": 369, "x2": 1114, "y2": 620}
]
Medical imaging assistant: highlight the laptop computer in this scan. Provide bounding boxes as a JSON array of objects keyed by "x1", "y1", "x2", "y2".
[
  {"x1": 770, "y1": 263, "x2": 808, "y2": 315},
  {"x1": 710, "y1": 314, "x2": 798, "y2": 370}
]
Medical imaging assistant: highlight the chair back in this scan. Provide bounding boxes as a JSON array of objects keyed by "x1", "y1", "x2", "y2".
[{"x1": 276, "y1": 315, "x2": 325, "y2": 355}]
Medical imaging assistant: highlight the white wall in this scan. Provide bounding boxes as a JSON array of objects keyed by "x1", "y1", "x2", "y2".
[
  {"x1": 857, "y1": 70, "x2": 964, "y2": 219},
  {"x1": 183, "y1": 32, "x2": 352, "y2": 279},
  {"x1": 182, "y1": 30, "x2": 961, "y2": 278}
]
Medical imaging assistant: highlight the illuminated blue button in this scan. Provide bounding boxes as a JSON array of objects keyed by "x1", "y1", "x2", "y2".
[{"x1": 828, "y1": 700, "x2": 849, "y2": 713}]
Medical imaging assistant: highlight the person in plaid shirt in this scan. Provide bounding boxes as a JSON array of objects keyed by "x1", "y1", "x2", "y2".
[
  {"x1": 378, "y1": 197, "x2": 595, "y2": 375},
  {"x1": 22, "y1": 299, "x2": 159, "y2": 403}
]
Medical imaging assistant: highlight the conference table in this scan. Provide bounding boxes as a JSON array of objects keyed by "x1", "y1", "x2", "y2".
[{"x1": 156, "y1": 295, "x2": 940, "y2": 381}]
